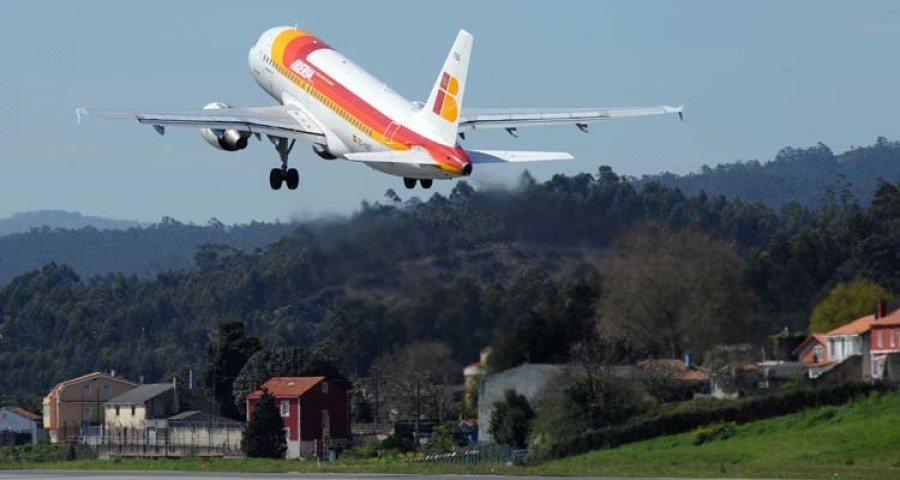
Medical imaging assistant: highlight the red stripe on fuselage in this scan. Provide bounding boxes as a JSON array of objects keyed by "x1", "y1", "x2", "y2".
[{"x1": 278, "y1": 34, "x2": 468, "y2": 172}]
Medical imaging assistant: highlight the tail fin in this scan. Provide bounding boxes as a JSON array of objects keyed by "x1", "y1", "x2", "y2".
[{"x1": 419, "y1": 29, "x2": 473, "y2": 145}]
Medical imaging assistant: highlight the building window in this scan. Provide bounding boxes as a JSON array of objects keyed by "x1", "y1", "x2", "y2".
[
  {"x1": 280, "y1": 400, "x2": 290, "y2": 417},
  {"x1": 82, "y1": 384, "x2": 91, "y2": 396},
  {"x1": 892, "y1": 331, "x2": 897, "y2": 348},
  {"x1": 321, "y1": 381, "x2": 329, "y2": 394},
  {"x1": 104, "y1": 385, "x2": 112, "y2": 395},
  {"x1": 131, "y1": 406, "x2": 136, "y2": 416},
  {"x1": 283, "y1": 428, "x2": 290, "y2": 442},
  {"x1": 84, "y1": 407, "x2": 93, "y2": 420},
  {"x1": 115, "y1": 406, "x2": 120, "y2": 416},
  {"x1": 878, "y1": 331, "x2": 884, "y2": 348},
  {"x1": 813, "y1": 345, "x2": 824, "y2": 363}
]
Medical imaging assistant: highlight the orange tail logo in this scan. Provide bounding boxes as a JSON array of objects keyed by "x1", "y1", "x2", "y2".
[{"x1": 431, "y1": 72, "x2": 459, "y2": 123}]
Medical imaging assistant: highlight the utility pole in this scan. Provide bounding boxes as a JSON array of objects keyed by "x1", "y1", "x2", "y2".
[
  {"x1": 414, "y1": 379, "x2": 420, "y2": 449},
  {"x1": 373, "y1": 372, "x2": 379, "y2": 434}
]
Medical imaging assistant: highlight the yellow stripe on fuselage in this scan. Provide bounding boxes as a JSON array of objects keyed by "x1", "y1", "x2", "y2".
[{"x1": 270, "y1": 29, "x2": 409, "y2": 152}]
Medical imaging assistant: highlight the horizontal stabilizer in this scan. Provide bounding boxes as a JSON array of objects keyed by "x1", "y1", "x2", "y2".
[
  {"x1": 343, "y1": 150, "x2": 438, "y2": 165},
  {"x1": 467, "y1": 149, "x2": 574, "y2": 164}
]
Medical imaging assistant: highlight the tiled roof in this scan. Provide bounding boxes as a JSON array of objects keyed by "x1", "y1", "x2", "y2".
[
  {"x1": 247, "y1": 377, "x2": 325, "y2": 399},
  {"x1": 828, "y1": 315, "x2": 877, "y2": 335},
  {"x1": 874, "y1": 309, "x2": 900, "y2": 326},
  {"x1": 5, "y1": 406, "x2": 40, "y2": 421},
  {"x1": 48, "y1": 371, "x2": 136, "y2": 396},
  {"x1": 792, "y1": 333, "x2": 827, "y2": 357}
]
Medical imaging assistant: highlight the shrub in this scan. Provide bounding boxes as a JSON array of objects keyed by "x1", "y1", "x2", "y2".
[
  {"x1": 489, "y1": 389, "x2": 535, "y2": 448},
  {"x1": 693, "y1": 422, "x2": 736, "y2": 445},
  {"x1": 546, "y1": 381, "x2": 890, "y2": 459},
  {"x1": 381, "y1": 432, "x2": 416, "y2": 453}
]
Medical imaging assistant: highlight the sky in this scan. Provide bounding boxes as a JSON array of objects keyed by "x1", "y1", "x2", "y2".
[{"x1": 3, "y1": 1, "x2": 900, "y2": 224}]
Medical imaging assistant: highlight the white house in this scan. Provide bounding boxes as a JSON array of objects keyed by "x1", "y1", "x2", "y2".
[{"x1": 0, "y1": 407, "x2": 44, "y2": 444}]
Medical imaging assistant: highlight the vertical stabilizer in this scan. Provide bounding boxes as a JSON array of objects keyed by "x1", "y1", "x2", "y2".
[{"x1": 419, "y1": 30, "x2": 473, "y2": 145}]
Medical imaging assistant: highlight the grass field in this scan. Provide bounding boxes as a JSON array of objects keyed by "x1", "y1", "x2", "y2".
[
  {"x1": 4, "y1": 390, "x2": 900, "y2": 479},
  {"x1": 536, "y1": 389, "x2": 900, "y2": 479}
]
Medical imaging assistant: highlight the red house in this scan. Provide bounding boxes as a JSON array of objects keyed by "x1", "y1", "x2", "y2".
[
  {"x1": 795, "y1": 301, "x2": 900, "y2": 381},
  {"x1": 246, "y1": 377, "x2": 349, "y2": 459}
]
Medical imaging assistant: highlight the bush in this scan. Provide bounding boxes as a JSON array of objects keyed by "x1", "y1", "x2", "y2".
[
  {"x1": 489, "y1": 389, "x2": 535, "y2": 448},
  {"x1": 381, "y1": 432, "x2": 416, "y2": 453},
  {"x1": 0, "y1": 443, "x2": 94, "y2": 463},
  {"x1": 546, "y1": 381, "x2": 890, "y2": 459},
  {"x1": 693, "y1": 422, "x2": 736, "y2": 445}
]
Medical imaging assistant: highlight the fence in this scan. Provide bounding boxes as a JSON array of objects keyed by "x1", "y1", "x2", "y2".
[
  {"x1": 406, "y1": 443, "x2": 531, "y2": 466},
  {"x1": 83, "y1": 421, "x2": 244, "y2": 458},
  {"x1": 0, "y1": 430, "x2": 31, "y2": 447}
]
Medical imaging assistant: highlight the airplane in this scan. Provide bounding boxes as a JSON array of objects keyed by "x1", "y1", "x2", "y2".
[{"x1": 77, "y1": 27, "x2": 683, "y2": 191}]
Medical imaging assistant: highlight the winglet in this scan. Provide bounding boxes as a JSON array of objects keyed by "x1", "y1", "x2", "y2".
[{"x1": 75, "y1": 108, "x2": 85, "y2": 125}]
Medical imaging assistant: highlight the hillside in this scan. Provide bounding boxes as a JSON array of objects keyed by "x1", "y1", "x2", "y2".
[
  {"x1": 539, "y1": 390, "x2": 900, "y2": 480},
  {"x1": 0, "y1": 218, "x2": 299, "y2": 285},
  {"x1": 3, "y1": 157, "x2": 900, "y2": 406},
  {"x1": 639, "y1": 137, "x2": 900, "y2": 208},
  {"x1": 0, "y1": 210, "x2": 143, "y2": 236},
  {"x1": 0, "y1": 139, "x2": 897, "y2": 288}
]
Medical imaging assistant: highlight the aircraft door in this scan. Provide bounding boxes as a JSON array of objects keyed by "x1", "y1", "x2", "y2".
[{"x1": 383, "y1": 122, "x2": 401, "y2": 147}]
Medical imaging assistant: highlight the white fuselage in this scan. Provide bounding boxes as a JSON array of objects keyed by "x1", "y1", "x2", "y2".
[{"x1": 247, "y1": 27, "x2": 463, "y2": 180}]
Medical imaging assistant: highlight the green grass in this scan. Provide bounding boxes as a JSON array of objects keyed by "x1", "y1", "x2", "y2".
[
  {"x1": 5, "y1": 391, "x2": 900, "y2": 479},
  {"x1": 537, "y1": 390, "x2": 900, "y2": 479}
]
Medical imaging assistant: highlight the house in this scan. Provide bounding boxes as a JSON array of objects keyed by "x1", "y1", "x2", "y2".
[
  {"x1": 477, "y1": 363, "x2": 564, "y2": 444},
  {"x1": 246, "y1": 377, "x2": 350, "y2": 459},
  {"x1": 43, "y1": 371, "x2": 137, "y2": 442},
  {"x1": 93, "y1": 382, "x2": 243, "y2": 457},
  {"x1": 867, "y1": 307, "x2": 900, "y2": 379},
  {"x1": 104, "y1": 383, "x2": 180, "y2": 433},
  {"x1": 0, "y1": 407, "x2": 44, "y2": 445},
  {"x1": 795, "y1": 301, "x2": 900, "y2": 381}
]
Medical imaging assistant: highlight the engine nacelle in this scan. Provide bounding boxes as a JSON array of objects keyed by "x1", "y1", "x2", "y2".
[{"x1": 198, "y1": 102, "x2": 251, "y2": 151}]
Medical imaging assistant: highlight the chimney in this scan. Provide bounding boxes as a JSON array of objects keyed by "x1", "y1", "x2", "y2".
[{"x1": 876, "y1": 300, "x2": 887, "y2": 319}]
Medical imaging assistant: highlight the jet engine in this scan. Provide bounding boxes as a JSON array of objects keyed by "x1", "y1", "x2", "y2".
[{"x1": 198, "y1": 102, "x2": 251, "y2": 151}]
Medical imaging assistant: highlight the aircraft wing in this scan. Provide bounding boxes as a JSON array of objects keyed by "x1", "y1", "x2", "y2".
[
  {"x1": 344, "y1": 149, "x2": 572, "y2": 165},
  {"x1": 458, "y1": 105, "x2": 683, "y2": 132},
  {"x1": 75, "y1": 105, "x2": 326, "y2": 143}
]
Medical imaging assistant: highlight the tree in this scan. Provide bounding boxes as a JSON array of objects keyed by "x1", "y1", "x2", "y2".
[
  {"x1": 489, "y1": 389, "x2": 535, "y2": 448},
  {"x1": 596, "y1": 226, "x2": 756, "y2": 361},
  {"x1": 203, "y1": 319, "x2": 262, "y2": 419},
  {"x1": 372, "y1": 342, "x2": 459, "y2": 424},
  {"x1": 233, "y1": 347, "x2": 345, "y2": 415},
  {"x1": 243, "y1": 389, "x2": 286, "y2": 458},
  {"x1": 809, "y1": 280, "x2": 891, "y2": 333}
]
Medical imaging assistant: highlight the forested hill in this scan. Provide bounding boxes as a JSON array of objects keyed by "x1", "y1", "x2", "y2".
[
  {"x1": 4, "y1": 151, "x2": 900, "y2": 406},
  {"x1": 638, "y1": 137, "x2": 900, "y2": 208},
  {"x1": 0, "y1": 218, "x2": 299, "y2": 285},
  {"x1": 0, "y1": 210, "x2": 143, "y2": 236},
  {"x1": 1, "y1": 139, "x2": 897, "y2": 287}
]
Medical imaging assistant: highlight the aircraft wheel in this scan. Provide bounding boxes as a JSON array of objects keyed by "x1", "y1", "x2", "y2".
[
  {"x1": 403, "y1": 177, "x2": 417, "y2": 189},
  {"x1": 285, "y1": 168, "x2": 300, "y2": 190},
  {"x1": 420, "y1": 179, "x2": 433, "y2": 189},
  {"x1": 269, "y1": 168, "x2": 284, "y2": 190}
]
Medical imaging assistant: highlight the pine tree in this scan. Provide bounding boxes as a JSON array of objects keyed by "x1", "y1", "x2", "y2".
[{"x1": 243, "y1": 389, "x2": 286, "y2": 458}]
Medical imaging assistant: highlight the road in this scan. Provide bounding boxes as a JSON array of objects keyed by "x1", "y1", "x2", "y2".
[{"x1": 0, "y1": 473, "x2": 697, "y2": 480}]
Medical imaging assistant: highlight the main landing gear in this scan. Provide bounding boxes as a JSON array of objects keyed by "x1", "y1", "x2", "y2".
[
  {"x1": 269, "y1": 138, "x2": 299, "y2": 190},
  {"x1": 403, "y1": 178, "x2": 433, "y2": 189}
]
